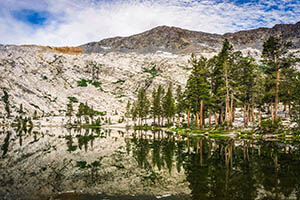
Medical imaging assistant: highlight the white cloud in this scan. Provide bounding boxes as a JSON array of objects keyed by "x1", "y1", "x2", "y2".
[{"x1": 0, "y1": 0, "x2": 299, "y2": 46}]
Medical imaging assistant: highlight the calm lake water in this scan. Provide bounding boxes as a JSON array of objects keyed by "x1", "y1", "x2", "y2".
[{"x1": 1, "y1": 127, "x2": 300, "y2": 200}]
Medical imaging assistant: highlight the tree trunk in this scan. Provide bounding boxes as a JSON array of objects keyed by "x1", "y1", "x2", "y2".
[
  {"x1": 230, "y1": 93, "x2": 234, "y2": 126},
  {"x1": 214, "y1": 113, "x2": 218, "y2": 126},
  {"x1": 208, "y1": 111, "x2": 211, "y2": 128},
  {"x1": 220, "y1": 107, "x2": 224, "y2": 124},
  {"x1": 259, "y1": 107, "x2": 262, "y2": 127},
  {"x1": 233, "y1": 107, "x2": 235, "y2": 122},
  {"x1": 243, "y1": 104, "x2": 247, "y2": 127},
  {"x1": 200, "y1": 100, "x2": 204, "y2": 128},
  {"x1": 195, "y1": 113, "x2": 199, "y2": 129},
  {"x1": 225, "y1": 63, "x2": 230, "y2": 126},
  {"x1": 187, "y1": 136, "x2": 190, "y2": 153},
  {"x1": 247, "y1": 104, "x2": 250, "y2": 124},
  {"x1": 275, "y1": 68, "x2": 280, "y2": 121},
  {"x1": 251, "y1": 105, "x2": 255, "y2": 122},
  {"x1": 158, "y1": 116, "x2": 160, "y2": 127},
  {"x1": 177, "y1": 115, "x2": 181, "y2": 127},
  {"x1": 187, "y1": 109, "x2": 190, "y2": 127},
  {"x1": 271, "y1": 103, "x2": 274, "y2": 123}
]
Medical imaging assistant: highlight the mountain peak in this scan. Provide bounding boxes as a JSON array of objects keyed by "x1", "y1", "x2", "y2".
[
  {"x1": 81, "y1": 25, "x2": 223, "y2": 54},
  {"x1": 80, "y1": 22, "x2": 300, "y2": 54}
]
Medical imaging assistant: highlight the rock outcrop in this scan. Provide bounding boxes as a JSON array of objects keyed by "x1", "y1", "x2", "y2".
[{"x1": 38, "y1": 46, "x2": 83, "y2": 55}]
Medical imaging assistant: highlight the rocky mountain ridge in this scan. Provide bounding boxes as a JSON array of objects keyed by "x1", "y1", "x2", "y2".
[{"x1": 81, "y1": 21, "x2": 300, "y2": 54}]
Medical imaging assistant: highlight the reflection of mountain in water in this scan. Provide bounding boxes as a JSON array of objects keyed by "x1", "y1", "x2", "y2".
[{"x1": 1, "y1": 128, "x2": 300, "y2": 199}]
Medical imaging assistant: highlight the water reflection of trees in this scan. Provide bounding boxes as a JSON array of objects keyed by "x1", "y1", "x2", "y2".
[
  {"x1": 1, "y1": 127, "x2": 114, "y2": 154},
  {"x1": 1, "y1": 127, "x2": 42, "y2": 158},
  {"x1": 128, "y1": 131, "x2": 300, "y2": 200},
  {"x1": 2, "y1": 128, "x2": 300, "y2": 199},
  {"x1": 65, "y1": 128, "x2": 110, "y2": 152}
]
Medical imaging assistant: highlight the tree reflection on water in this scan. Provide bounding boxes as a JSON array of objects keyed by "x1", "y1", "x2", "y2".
[
  {"x1": 1, "y1": 128, "x2": 300, "y2": 200},
  {"x1": 128, "y1": 130, "x2": 300, "y2": 200}
]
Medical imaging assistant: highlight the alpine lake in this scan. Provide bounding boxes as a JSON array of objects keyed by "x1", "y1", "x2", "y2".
[{"x1": 1, "y1": 126, "x2": 300, "y2": 200}]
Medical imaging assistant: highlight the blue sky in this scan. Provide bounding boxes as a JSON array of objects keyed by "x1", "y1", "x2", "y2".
[
  {"x1": 12, "y1": 9, "x2": 51, "y2": 26},
  {"x1": 0, "y1": 0, "x2": 299, "y2": 46}
]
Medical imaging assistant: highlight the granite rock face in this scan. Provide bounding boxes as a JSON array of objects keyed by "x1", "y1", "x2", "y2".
[{"x1": 0, "y1": 45, "x2": 191, "y2": 118}]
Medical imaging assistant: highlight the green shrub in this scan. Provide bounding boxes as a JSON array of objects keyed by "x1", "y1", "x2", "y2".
[
  {"x1": 68, "y1": 96, "x2": 78, "y2": 103},
  {"x1": 76, "y1": 161, "x2": 87, "y2": 169},
  {"x1": 30, "y1": 103, "x2": 40, "y2": 110},
  {"x1": 255, "y1": 119, "x2": 284, "y2": 135},
  {"x1": 134, "y1": 125, "x2": 153, "y2": 131},
  {"x1": 91, "y1": 81, "x2": 101, "y2": 88},
  {"x1": 112, "y1": 79, "x2": 125, "y2": 84},
  {"x1": 240, "y1": 130, "x2": 255, "y2": 135},
  {"x1": 292, "y1": 129, "x2": 300, "y2": 136},
  {"x1": 142, "y1": 67, "x2": 161, "y2": 78},
  {"x1": 164, "y1": 122, "x2": 174, "y2": 128},
  {"x1": 77, "y1": 79, "x2": 88, "y2": 87},
  {"x1": 77, "y1": 79, "x2": 102, "y2": 88}
]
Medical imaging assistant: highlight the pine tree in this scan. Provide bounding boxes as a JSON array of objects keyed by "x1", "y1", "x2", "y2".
[
  {"x1": 144, "y1": 96, "x2": 151, "y2": 125},
  {"x1": 2, "y1": 91, "x2": 10, "y2": 118},
  {"x1": 280, "y1": 67, "x2": 297, "y2": 115},
  {"x1": 77, "y1": 103, "x2": 85, "y2": 124},
  {"x1": 151, "y1": 89, "x2": 157, "y2": 125},
  {"x1": 184, "y1": 54, "x2": 211, "y2": 128},
  {"x1": 209, "y1": 40, "x2": 235, "y2": 125},
  {"x1": 66, "y1": 101, "x2": 74, "y2": 123},
  {"x1": 18, "y1": 104, "x2": 24, "y2": 115},
  {"x1": 175, "y1": 85, "x2": 185, "y2": 127},
  {"x1": 136, "y1": 88, "x2": 150, "y2": 125},
  {"x1": 131, "y1": 101, "x2": 138, "y2": 125},
  {"x1": 252, "y1": 68, "x2": 265, "y2": 127},
  {"x1": 162, "y1": 84, "x2": 176, "y2": 125},
  {"x1": 152, "y1": 85, "x2": 164, "y2": 126},
  {"x1": 125, "y1": 100, "x2": 131, "y2": 125},
  {"x1": 84, "y1": 102, "x2": 90, "y2": 124},
  {"x1": 234, "y1": 56, "x2": 258, "y2": 126},
  {"x1": 33, "y1": 110, "x2": 38, "y2": 120},
  {"x1": 290, "y1": 72, "x2": 300, "y2": 131},
  {"x1": 89, "y1": 106, "x2": 95, "y2": 124},
  {"x1": 261, "y1": 36, "x2": 294, "y2": 121}
]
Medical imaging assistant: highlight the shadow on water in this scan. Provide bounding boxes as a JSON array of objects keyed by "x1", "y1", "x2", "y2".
[{"x1": 1, "y1": 128, "x2": 300, "y2": 199}]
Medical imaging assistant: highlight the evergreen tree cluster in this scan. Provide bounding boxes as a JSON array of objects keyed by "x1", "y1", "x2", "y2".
[
  {"x1": 127, "y1": 36, "x2": 300, "y2": 131},
  {"x1": 128, "y1": 84, "x2": 180, "y2": 127},
  {"x1": 66, "y1": 101, "x2": 106, "y2": 126},
  {"x1": 1, "y1": 90, "x2": 10, "y2": 118}
]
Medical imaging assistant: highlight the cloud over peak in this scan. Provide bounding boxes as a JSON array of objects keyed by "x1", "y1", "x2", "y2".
[{"x1": 0, "y1": 0, "x2": 299, "y2": 46}]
